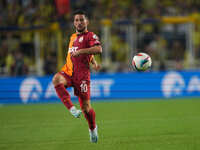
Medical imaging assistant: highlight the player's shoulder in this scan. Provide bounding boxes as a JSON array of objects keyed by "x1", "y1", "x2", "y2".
[
  {"x1": 86, "y1": 31, "x2": 97, "y2": 36},
  {"x1": 86, "y1": 31, "x2": 99, "y2": 39},
  {"x1": 70, "y1": 33, "x2": 77, "y2": 38}
]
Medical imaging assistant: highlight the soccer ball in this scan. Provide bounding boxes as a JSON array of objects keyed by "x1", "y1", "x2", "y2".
[{"x1": 132, "y1": 52, "x2": 152, "y2": 71}]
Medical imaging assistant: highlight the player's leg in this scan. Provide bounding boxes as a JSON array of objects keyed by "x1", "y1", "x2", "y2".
[
  {"x1": 76, "y1": 80, "x2": 98, "y2": 142},
  {"x1": 52, "y1": 72, "x2": 81, "y2": 118},
  {"x1": 79, "y1": 98, "x2": 96, "y2": 129},
  {"x1": 79, "y1": 97, "x2": 98, "y2": 143}
]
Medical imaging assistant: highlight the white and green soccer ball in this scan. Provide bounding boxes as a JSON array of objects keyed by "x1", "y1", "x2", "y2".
[{"x1": 132, "y1": 52, "x2": 152, "y2": 71}]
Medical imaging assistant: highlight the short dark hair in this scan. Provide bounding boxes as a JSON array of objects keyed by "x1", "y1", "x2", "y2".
[{"x1": 73, "y1": 9, "x2": 88, "y2": 19}]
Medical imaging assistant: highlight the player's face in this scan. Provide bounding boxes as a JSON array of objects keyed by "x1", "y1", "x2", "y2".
[{"x1": 74, "y1": 14, "x2": 88, "y2": 33}]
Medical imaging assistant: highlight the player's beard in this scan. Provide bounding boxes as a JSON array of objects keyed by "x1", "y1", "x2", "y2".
[{"x1": 76, "y1": 27, "x2": 86, "y2": 33}]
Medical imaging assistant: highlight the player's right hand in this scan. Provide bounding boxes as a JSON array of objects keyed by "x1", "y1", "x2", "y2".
[{"x1": 71, "y1": 50, "x2": 81, "y2": 57}]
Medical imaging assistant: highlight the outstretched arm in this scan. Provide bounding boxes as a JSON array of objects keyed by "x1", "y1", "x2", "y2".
[{"x1": 71, "y1": 45, "x2": 102, "y2": 57}]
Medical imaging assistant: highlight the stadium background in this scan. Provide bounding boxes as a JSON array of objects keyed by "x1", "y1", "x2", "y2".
[{"x1": 0, "y1": 0, "x2": 200, "y2": 150}]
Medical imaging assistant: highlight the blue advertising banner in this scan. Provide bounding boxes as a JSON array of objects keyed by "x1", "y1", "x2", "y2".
[{"x1": 0, "y1": 71, "x2": 200, "y2": 104}]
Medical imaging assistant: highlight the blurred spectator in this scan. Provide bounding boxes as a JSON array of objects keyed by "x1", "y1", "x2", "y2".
[
  {"x1": 6, "y1": 32, "x2": 20, "y2": 52},
  {"x1": 110, "y1": 32, "x2": 129, "y2": 63},
  {"x1": 169, "y1": 41, "x2": 185, "y2": 70},
  {"x1": 0, "y1": 41, "x2": 8, "y2": 73},
  {"x1": 0, "y1": 0, "x2": 200, "y2": 75},
  {"x1": 5, "y1": 50, "x2": 15, "y2": 74},
  {"x1": 192, "y1": 23, "x2": 200, "y2": 59},
  {"x1": 169, "y1": 41, "x2": 185, "y2": 61},
  {"x1": 43, "y1": 53, "x2": 57, "y2": 75},
  {"x1": 146, "y1": 34, "x2": 167, "y2": 70},
  {"x1": 55, "y1": 0, "x2": 70, "y2": 17},
  {"x1": 10, "y1": 50, "x2": 29, "y2": 76}
]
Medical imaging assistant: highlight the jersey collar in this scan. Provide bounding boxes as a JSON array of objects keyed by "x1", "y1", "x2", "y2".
[{"x1": 76, "y1": 30, "x2": 88, "y2": 35}]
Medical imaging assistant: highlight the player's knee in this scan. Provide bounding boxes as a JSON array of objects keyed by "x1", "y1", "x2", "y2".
[
  {"x1": 81, "y1": 102, "x2": 91, "y2": 113},
  {"x1": 52, "y1": 73, "x2": 62, "y2": 86}
]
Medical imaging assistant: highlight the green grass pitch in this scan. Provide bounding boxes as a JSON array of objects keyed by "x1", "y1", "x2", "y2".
[{"x1": 0, "y1": 98, "x2": 200, "y2": 150}]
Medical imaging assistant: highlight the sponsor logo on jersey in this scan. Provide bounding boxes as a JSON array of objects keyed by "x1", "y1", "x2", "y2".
[{"x1": 69, "y1": 46, "x2": 78, "y2": 53}]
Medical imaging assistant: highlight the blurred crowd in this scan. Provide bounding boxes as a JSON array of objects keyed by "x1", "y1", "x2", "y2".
[{"x1": 1, "y1": 0, "x2": 200, "y2": 76}]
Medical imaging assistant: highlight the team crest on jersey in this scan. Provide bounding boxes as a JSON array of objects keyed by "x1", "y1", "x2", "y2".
[{"x1": 79, "y1": 36, "x2": 84, "y2": 43}]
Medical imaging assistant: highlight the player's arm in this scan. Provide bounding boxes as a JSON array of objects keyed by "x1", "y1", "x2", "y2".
[
  {"x1": 71, "y1": 45, "x2": 102, "y2": 57},
  {"x1": 90, "y1": 55, "x2": 101, "y2": 71}
]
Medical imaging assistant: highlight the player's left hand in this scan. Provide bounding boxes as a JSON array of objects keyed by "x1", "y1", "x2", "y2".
[
  {"x1": 92, "y1": 63, "x2": 101, "y2": 71},
  {"x1": 71, "y1": 51, "x2": 81, "y2": 57}
]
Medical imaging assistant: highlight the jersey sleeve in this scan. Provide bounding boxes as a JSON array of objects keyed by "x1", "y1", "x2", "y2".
[{"x1": 88, "y1": 32, "x2": 101, "y2": 47}]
